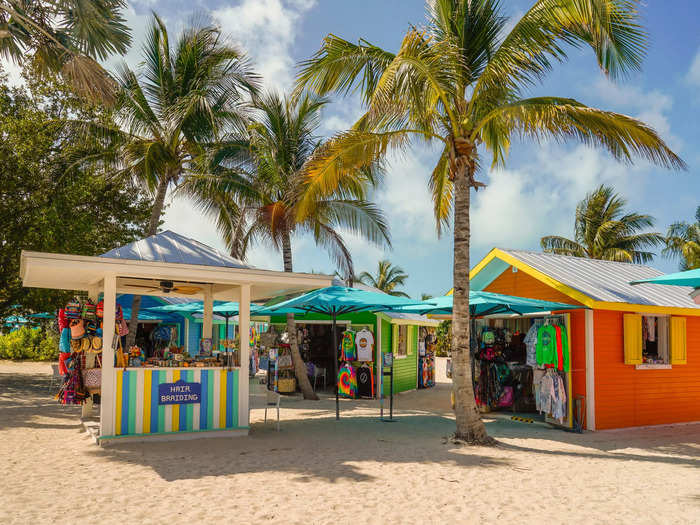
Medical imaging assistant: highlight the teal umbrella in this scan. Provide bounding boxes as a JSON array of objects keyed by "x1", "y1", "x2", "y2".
[
  {"x1": 389, "y1": 292, "x2": 580, "y2": 316},
  {"x1": 631, "y1": 269, "x2": 700, "y2": 288},
  {"x1": 147, "y1": 301, "x2": 263, "y2": 338},
  {"x1": 263, "y1": 286, "x2": 420, "y2": 420}
]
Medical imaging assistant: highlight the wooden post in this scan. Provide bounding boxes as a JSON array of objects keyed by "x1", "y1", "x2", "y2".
[
  {"x1": 100, "y1": 275, "x2": 117, "y2": 437},
  {"x1": 203, "y1": 287, "x2": 213, "y2": 339},
  {"x1": 238, "y1": 284, "x2": 251, "y2": 428},
  {"x1": 585, "y1": 309, "x2": 596, "y2": 431}
]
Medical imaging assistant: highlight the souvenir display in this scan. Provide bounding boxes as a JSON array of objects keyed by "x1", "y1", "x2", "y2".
[{"x1": 337, "y1": 363, "x2": 357, "y2": 398}]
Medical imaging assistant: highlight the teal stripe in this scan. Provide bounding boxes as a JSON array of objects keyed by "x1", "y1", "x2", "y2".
[
  {"x1": 207, "y1": 370, "x2": 214, "y2": 430},
  {"x1": 232, "y1": 369, "x2": 239, "y2": 427},
  {"x1": 128, "y1": 370, "x2": 137, "y2": 435},
  {"x1": 157, "y1": 371, "x2": 166, "y2": 432},
  {"x1": 186, "y1": 370, "x2": 194, "y2": 431}
]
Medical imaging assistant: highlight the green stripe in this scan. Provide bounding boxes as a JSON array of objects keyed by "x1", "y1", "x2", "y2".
[
  {"x1": 128, "y1": 371, "x2": 137, "y2": 435},
  {"x1": 232, "y1": 369, "x2": 239, "y2": 427},
  {"x1": 157, "y1": 371, "x2": 166, "y2": 432},
  {"x1": 186, "y1": 370, "x2": 194, "y2": 431},
  {"x1": 207, "y1": 370, "x2": 214, "y2": 430}
]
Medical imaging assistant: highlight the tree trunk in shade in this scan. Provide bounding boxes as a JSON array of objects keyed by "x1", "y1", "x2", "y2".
[
  {"x1": 451, "y1": 160, "x2": 492, "y2": 445},
  {"x1": 125, "y1": 175, "x2": 170, "y2": 348},
  {"x1": 281, "y1": 231, "x2": 319, "y2": 400}
]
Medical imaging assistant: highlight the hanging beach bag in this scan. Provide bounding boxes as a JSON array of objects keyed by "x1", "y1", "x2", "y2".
[
  {"x1": 82, "y1": 299, "x2": 97, "y2": 321},
  {"x1": 65, "y1": 298, "x2": 82, "y2": 320},
  {"x1": 96, "y1": 301, "x2": 104, "y2": 319},
  {"x1": 59, "y1": 327, "x2": 71, "y2": 353},
  {"x1": 70, "y1": 319, "x2": 86, "y2": 339},
  {"x1": 58, "y1": 309, "x2": 69, "y2": 330},
  {"x1": 81, "y1": 368, "x2": 101, "y2": 393},
  {"x1": 115, "y1": 304, "x2": 124, "y2": 322},
  {"x1": 118, "y1": 318, "x2": 129, "y2": 337}
]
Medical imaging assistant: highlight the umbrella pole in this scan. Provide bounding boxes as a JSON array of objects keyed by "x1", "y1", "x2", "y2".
[{"x1": 332, "y1": 309, "x2": 339, "y2": 420}]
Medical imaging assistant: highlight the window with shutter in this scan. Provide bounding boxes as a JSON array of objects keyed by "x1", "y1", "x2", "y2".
[{"x1": 670, "y1": 317, "x2": 687, "y2": 365}]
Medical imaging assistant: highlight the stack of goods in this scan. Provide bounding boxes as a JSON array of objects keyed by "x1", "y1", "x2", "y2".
[
  {"x1": 56, "y1": 297, "x2": 108, "y2": 404},
  {"x1": 274, "y1": 345, "x2": 295, "y2": 393},
  {"x1": 473, "y1": 329, "x2": 514, "y2": 411},
  {"x1": 336, "y1": 328, "x2": 375, "y2": 399}
]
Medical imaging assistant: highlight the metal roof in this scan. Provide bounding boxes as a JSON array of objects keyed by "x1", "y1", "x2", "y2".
[
  {"x1": 500, "y1": 249, "x2": 699, "y2": 309},
  {"x1": 101, "y1": 230, "x2": 251, "y2": 269}
]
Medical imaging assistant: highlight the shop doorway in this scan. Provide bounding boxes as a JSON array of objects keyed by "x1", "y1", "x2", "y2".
[
  {"x1": 295, "y1": 321, "x2": 347, "y2": 392},
  {"x1": 471, "y1": 313, "x2": 573, "y2": 428}
]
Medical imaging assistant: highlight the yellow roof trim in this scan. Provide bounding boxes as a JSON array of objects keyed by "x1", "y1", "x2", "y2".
[
  {"x1": 476, "y1": 249, "x2": 595, "y2": 307},
  {"x1": 592, "y1": 301, "x2": 700, "y2": 317}
]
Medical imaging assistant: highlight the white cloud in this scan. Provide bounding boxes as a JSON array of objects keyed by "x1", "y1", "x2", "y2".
[
  {"x1": 470, "y1": 143, "x2": 647, "y2": 253},
  {"x1": 687, "y1": 47, "x2": 700, "y2": 88},
  {"x1": 212, "y1": 0, "x2": 317, "y2": 90}
]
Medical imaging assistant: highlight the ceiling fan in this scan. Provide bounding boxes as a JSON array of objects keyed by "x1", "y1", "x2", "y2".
[{"x1": 122, "y1": 280, "x2": 201, "y2": 295}]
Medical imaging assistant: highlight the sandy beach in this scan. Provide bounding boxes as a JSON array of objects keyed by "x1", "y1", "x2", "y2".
[{"x1": 2, "y1": 360, "x2": 699, "y2": 525}]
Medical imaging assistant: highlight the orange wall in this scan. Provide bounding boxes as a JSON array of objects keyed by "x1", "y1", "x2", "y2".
[
  {"x1": 593, "y1": 311, "x2": 700, "y2": 430},
  {"x1": 484, "y1": 267, "x2": 584, "y2": 306}
]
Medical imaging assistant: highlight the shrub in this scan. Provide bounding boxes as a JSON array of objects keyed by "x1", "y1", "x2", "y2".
[
  {"x1": 435, "y1": 320, "x2": 452, "y2": 357},
  {"x1": 0, "y1": 327, "x2": 59, "y2": 361}
]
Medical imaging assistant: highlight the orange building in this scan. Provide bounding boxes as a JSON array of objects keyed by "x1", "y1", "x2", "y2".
[{"x1": 470, "y1": 249, "x2": 700, "y2": 431}]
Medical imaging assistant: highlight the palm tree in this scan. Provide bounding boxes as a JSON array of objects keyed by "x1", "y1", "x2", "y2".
[
  {"x1": 82, "y1": 14, "x2": 259, "y2": 345},
  {"x1": 663, "y1": 206, "x2": 700, "y2": 270},
  {"x1": 541, "y1": 185, "x2": 663, "y2": 263},
  {"x1": 294, "y1": 0, "x2": 685, "y2": 444},
  {"x1": 358, "y1": 260, "x2": 409, "y2": 297},
  {"x1": 0, "y1": 0, "x2": 131, "y2": 102},
  {"x1": 188, "y1": 92, "x2": 391, "y2": 399}
]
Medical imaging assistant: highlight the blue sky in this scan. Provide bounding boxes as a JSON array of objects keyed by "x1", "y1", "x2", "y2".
[{"x1": 15, "y1": 1, "x2": 700, "y2": 298}]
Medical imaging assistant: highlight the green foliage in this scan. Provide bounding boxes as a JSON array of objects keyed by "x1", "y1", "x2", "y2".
[
  {"x1": 0, "y1": 64, "x2": 153, "y2": 319},
  {"x1": 435, "y1": 320, "x2": 452, "y2": 357},
  {"x1": 541, "y1": 184, "x2": 663, "y2": 263},
  {"x1": 358, "y1": 260, "x2": 409, "y2": 297},
  {"x1": 187, "y1": 91, "x2": 390, "y2": 278},
  {"x1": 663, "y1": 206, "x2": 700, "y2": 270},
  {"x1": 0, "y1": 327, "x2": 59, "y2": 361},
  {"x1": 0, "y1": 0, "x2": 132, "y2": 103}
]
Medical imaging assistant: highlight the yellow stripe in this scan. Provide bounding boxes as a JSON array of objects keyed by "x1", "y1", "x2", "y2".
[
  {"x1": 115, "y1": 370, "x2": 123, "y2": 436},
  {"x1": 171, "y1": 369, "x2": 180, "y2": 432},
  {"x1": 143, "y1": 370, "x2": 151, "y2": 434},
  {"x1": 592, "y1": 301, "x2": 700, "y2": 316},
  {"x1": 219, "y1": 369, "x2": 227, "y2": 429}
]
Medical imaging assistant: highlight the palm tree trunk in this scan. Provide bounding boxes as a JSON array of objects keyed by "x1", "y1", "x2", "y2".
[
  {"x1": 452, "y1": 162, "x2": 492, "y2": 445},
  {"x1": 125, "y1": 175, "x2": 170, "y2": 348},
  {"x1": 281, "y1": 231, "x2": 319, "y2": 400}
]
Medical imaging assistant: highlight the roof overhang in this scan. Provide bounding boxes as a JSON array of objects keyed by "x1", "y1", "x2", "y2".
[
  {"x1": 468, "y1": 248, "x2": 700, "y2": 317},
  {"x1": 20, "y1": 250, "x2": 332, "y2": 302}
]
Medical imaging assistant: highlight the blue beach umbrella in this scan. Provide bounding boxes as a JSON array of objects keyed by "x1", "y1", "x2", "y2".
[
  {"x1": 630, "y1": 268, "x2": 700, "y2": 288},
  {"x1": 389, "y1": 292, "x2": 580, "y2": 316},
  {"x1": 262, "y1": 286, "x2": 420, "y2": 420}
]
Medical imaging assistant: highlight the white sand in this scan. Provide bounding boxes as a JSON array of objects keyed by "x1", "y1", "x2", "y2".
[{"x1": 2, "y1": 360, "x2": 699, "y2": 524}]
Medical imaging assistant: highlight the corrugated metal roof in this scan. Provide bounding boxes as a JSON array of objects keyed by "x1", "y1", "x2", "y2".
[
  {"x1": 501, "y1": 249, "x2": 699, "y2": 309},
  {"x1": 101, "y1": 230, "x2": 251, "y2": 269}
]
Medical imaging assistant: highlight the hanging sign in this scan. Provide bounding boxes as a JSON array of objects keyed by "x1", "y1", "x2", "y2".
[{"x1": 158, "y1": 379, "x2": 201, "y2": 405}]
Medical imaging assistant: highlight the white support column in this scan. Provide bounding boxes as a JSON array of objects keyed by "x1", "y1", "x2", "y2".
[
  {"x1": 238, "y1": 284, "x2": 251, "y2": 428},
  {"x1": 376, "y1": 315, "x2": 383, "y2": 411},
  {"x1": 82, "y1": 286, "x2": 100, "y2": 418},
  {"x1": 184, "y1": 317, "x2": 190, "y2": 354},
  {"x1": 100, "y1": 275, "x2": 117, "y2": 437},
  {"x1": 585, "y1": 309, "x2": 596, "y2": 431},
  {"x1": 203, "y1": 287, "x2": 214, "y2": 339}
]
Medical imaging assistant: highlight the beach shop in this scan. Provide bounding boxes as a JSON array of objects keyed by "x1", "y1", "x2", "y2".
[
  {"x1": 264, "y1": 307, "x2": 440, "y2": 398},
  {"x1": 20, "y1": 231, "x2": 331, "y2": 442},
  {"x1": 469, "y1": 248, "x2": 700, "y2": 430}
]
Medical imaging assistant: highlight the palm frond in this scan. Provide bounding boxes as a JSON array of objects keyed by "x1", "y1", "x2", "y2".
[
  {"x1": 473, "y1": 0, "x2": 647, "y2": 114},
  {"x1": 295, "y1": 34, "x2": 396, "y2": 103},
  {"x1": 540, "y1": 235, "x2": 587, "y2": 256},
  {"x1": 475, "y1": 97, "x2": 686, "y2": 169}
]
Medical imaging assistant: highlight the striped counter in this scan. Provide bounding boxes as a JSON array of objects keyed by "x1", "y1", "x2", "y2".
[{"x1": 114, "y1": 368, "x2": 240, "y2": 437}]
